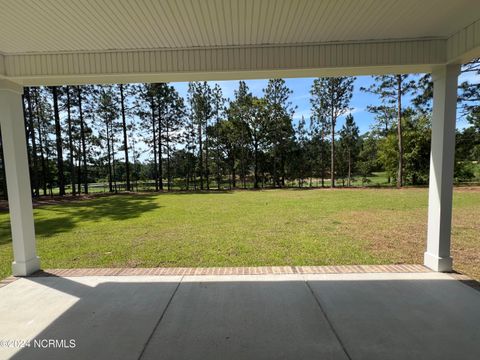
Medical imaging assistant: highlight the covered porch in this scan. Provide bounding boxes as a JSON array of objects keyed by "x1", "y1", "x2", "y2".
[
  {"x1": 1, "y1": 266, "x2": 480, "y2": 359},
  {"x1": 0, "y1": 1, "x2": 480, "y2": 358}
]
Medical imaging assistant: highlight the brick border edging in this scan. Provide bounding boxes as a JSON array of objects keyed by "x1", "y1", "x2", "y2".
[
  {"x1": 29, "y1": 264, "x2": 429, "y2": 277},
  {"x1": 2, "y1": 265, "x2": 479, "y2": 292}
]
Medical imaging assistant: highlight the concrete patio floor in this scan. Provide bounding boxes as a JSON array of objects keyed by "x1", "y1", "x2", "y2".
[{"x1": 0, "y1": 268, "x2": 479, "y2": 360}]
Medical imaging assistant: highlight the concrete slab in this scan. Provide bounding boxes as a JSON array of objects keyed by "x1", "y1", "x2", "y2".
[
  {"x1": 0, "y1": 276, "x2": 181, "y2": 360},
  {"x1": 0, "y1": 277, "x2": 79, "y2": 359},
  {"x1": 141, "y1": 279, "x2": 348, "y2": 360},
  {"x1": 0, "y1": 272, "x2": 478, "y2": 360},
  {"x1": 308, "y1": 273, "x2": 480, "y2": 360}
]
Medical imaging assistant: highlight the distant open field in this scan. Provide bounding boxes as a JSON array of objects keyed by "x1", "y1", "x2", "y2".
[
  {"x1": 0, "y1": 187, "x2": 479, "y2": 280},
  {"x1": 41, "y1": 165, "x2": 480, "y2": 195}
]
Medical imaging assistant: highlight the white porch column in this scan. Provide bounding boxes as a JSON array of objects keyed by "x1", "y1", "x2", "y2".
[
  {"x1": 0, "y1": 79, "x2": 40, "y2": 276},
  {"x1": 424, "y1": 64, "x2": 460, "y2": 272}
]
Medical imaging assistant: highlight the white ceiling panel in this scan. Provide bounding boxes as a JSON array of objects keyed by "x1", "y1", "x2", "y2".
[{"x1": 0, "y1": 0, "x2": 479, "y2": 54}]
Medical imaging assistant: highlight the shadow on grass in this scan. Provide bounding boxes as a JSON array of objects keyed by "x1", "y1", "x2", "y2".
[
  {"x1": 52, "y1": 193, "x2": 160, "y2": 220},
  {"x1": 0, "y1": 191, "x2": 237, "y2": 245},
  {"x1": 0, "y1": 194, "x2": 162, "y2": 242}
]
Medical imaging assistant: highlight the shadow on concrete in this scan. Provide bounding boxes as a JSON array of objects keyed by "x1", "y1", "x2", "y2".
[{"x1": 4, "y1": 275, "x2": 480, "y2": 360}]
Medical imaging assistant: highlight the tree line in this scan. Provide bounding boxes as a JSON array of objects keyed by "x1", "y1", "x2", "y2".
[{"x1": 0, "y1": 59, "x2": 478, "y2": 198}]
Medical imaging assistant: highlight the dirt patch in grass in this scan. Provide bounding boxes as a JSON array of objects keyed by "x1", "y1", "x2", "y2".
[
  {"x1": 338, "y1": 209, "x2": 426, "y2": 264},
  {"x1": 339, "y1": 206, "x2": 480, "y2": 280},
  {"x1": 450, "y1": 209, "x2": 480, "y2": 280}
]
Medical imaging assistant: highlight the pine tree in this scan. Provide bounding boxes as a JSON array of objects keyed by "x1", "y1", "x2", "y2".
[
  {"x1": 339, "y1": 114, "x2": 359, "y2": 186},
  {"x1": 135, "y1": 84, "x2": 159, "y2": 190},
  {"x1": 311, "y1": 77, "x2": 355, "y2": 188},
  {"x1": 310, "y1": 83, "x2": 330, "y2": 187},
  {"x1": 247, "y1": 97, "x2": 269, "y2": 188},
  {"x1": 263, "y1": 79, "x2": 296, "y2": 187},
  {"x1": 362, "y1": 75, "x2": 415, "y2": 187},
  {"x1": 211, "y1": 84, "x2": 225, "y2": 190},
  {"x1": 24, "y1": 88, "x2": 39, "y2": 196},
  {"x1": 64, "y1": 86, "x2": 76, "y2": 195},
  {"x1": 228, "y1": 81, "x2": 252, "y2": 188},
  {"x1": 118, "y1": 84, "x2": 131, "y2": 191},
  {"x1": 33, "y1": 88, "x2": 49, "y2": 195},
  {"x1": 162, "y1": 87, "x2": 185, "y2": 191},
  {"x1": 97, "y1": 86, "x2": 119, "y2": 192},
  {"x1": 76, "y1": 86, "x2": 89, "y2": 194},
  {"x1": 296, "y1": 115, "x2": 309, "y2": 187},
  {"x1": 51, "y1": 86, "x2": 66, "y2": 195},
  {"x1": 187, "y1": 82, "x2": 213, "y2": 190}
]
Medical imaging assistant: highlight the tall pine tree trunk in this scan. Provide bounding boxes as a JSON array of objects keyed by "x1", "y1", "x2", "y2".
[
  {"x1": 44, "y1": 126, "x2": 52, "y2": 196},
  {"x1": 26, "y1": 88, "x2": 39, "y2": 197},
  {"x1": 231, "y1": 153, "x2": 236, "y2": 188},
  {"x1": 77, "y1": 143, "x2": 82, "y2": 194},
  {"x1": 66, "y1": 87, "x2": 76, "y2": 195},
  {"x1": 151, "y1": 97, "x2": 159, "y2": 191},
  {"x1": 35, "y1": 91, "x2": 47, "y2": 196},
  {"x1": 119, "y1": 84, "x2": 131, "y2": 191},
  {"x1": 272, "y1": 150, "x2": 277, "y2": 188},
  {"x1": 193, "y1": 138, "x2": 197, "y2": 191},
  {"x1": 330, "y1": 122, "x2": 335, "y2": 188},
  {"x1": 396, "y1": 75, "x2": 403, "y2": 188},
  {"x1": 198, "y1": 121, "x2": 203, "y2": 190},
  {"x1": 205, "y1": 119, "x2": 209, "y2": 190},
  {"x1": 52, "y1": 87, "x2": 65, "y2": 196},
  {"x1": 158, "y1": 109, "x2": 163, "y2": 190},
  {"x1": 106, "y1": 120, "x2": 113, "y2": 192},
  {"x1": 77, "y1": 86, "x2": 88, "y2": 194},
  {"x1": 347, "y1": 148, "x2": 351, "y2": 187},
  {"x1": 166, "y1": 121, "x2": 171, "y2": 191},
  {"x1": 253, "y1": 140, "x2": 259, "y2": 189},
  {"x1": 111, "y1": 121, "x2": 118, "y2": 194},
  {"x1": 216, "y1": 118, "x2": 221, "y2": 190},
  {"x1": 320, "y1": 134, "x2": 325, "y2": 188},
  {"x1": 22, "y1": 90, "x2": 32, "y2": 191},
  {"x1": 330, "y1": 89, "x2": 335, "y2": 188}
]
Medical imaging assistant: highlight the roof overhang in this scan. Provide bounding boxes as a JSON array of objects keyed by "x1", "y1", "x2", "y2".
[{"x1": 0, "y1": 1, "x2": 478, "y2": 86}]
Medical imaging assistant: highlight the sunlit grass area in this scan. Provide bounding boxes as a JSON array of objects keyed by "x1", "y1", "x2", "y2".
[{"x1": 0, "y1": 188, "x2": 479, "y2": 280}]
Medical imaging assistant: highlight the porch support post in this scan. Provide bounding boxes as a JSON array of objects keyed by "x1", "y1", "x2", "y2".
[
  {"x1": 0, "y1": 79, "x2": 40, "y2": 276},
  {"x1": 424, "y1": 64, "x2": 460, "y2": 272}
]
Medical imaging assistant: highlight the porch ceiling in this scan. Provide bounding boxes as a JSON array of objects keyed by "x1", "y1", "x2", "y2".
[
  {"x1": 0, "y1": 0, "x2": 479, "y2": 85},
  {"x1": 1, "y1": 0, "x2": 479, "y2": 53}
]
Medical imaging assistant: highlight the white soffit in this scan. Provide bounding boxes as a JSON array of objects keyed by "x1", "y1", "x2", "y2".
[
  {"x1": 0, "y1": 0, "x2": 479, "y2": 85},
  {"x1": 0, "y1": 0, "x2": 478, "y2": 53}
]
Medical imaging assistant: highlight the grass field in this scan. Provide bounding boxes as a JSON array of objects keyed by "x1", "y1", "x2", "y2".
[
  {"x1": 45, "y1": 166, "x2": 480, "y2": 195},
  {"x1": 0, "y1": 188, "x2": 479, "y2": 280}
]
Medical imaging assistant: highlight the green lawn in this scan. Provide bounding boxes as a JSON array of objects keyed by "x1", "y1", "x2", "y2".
[{"x1": 0, "y1": 188, "x2": 479, "y2": 280}]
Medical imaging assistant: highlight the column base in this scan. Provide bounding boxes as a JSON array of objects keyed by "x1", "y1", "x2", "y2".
[
  {"x1": 424, "y1": 252, "x2": 452, "y2": 272},
  {"x1": 12, "y1": 256, "x2": 41, "y2": 276}
]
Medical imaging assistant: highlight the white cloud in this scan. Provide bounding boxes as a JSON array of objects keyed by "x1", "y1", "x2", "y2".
[
  {"x1": 343, "y1": 107, "x2": 363, "y2": 117},
  {"x1": 292, "y1": 109, "x2": 311, "y2": 121}
]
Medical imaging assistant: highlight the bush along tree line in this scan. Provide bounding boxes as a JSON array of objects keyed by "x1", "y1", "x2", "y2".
[{"x1": 0, "y1": 60, "x2": 478, "y2": 198}]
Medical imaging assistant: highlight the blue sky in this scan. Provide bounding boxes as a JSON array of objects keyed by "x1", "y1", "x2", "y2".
[{"x1": 171, "y1": 72, "x2": 478, "y2": 135}]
